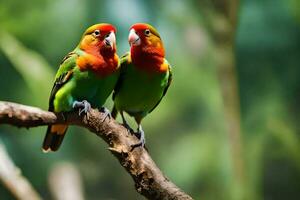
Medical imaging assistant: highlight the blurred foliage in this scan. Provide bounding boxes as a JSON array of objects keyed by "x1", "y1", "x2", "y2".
[{"x1": 0, "y1": 0, "x2": 300, "y2": 199}]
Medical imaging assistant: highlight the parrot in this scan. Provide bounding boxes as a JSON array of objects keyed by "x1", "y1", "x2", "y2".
[
  {"x1": 42, "y1": 23, "x2": 120, "y2": 152},
  {"x1": 112, "y1": 23, "x2": 172, "y2": 148}
]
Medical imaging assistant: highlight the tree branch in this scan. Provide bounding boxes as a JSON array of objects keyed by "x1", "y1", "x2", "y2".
[
  {"x1": 48, "y1": 162, "x2": 85, "y2": 200},
  {"x1": 0, "y1": 101, "x2": 193, "y2": 200},
  {"x1": 195, "y1": 1, "x2": 246, "y2": 199},
  {"x1": 0, "y1": 142, "x2": 42, "y2": 200}
]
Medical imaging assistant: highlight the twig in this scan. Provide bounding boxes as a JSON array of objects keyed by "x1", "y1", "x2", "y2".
[
  {"x1": 0, "y1": 101, "x2": 193, "y2": 200},
  {"x1": 0, "y1": 142, "x2": 42, "y2": 200},
  {"x1": 48, "y1": 162, "x2": 85, "y2": 200}
]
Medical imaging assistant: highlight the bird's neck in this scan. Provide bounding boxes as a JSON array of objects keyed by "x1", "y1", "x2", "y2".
[
  {"x1": 130, "y1": 46, "x2": 166, "y2": 73},
  {"x1": 76, "y1": 47, "x2": 119, "y2": 77}
]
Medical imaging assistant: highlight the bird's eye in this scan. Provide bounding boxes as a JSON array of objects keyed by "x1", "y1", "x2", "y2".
[
  {"x1": 94, "y1": 30, "x2": 100, "y2": 36},
  {"x1": 144, "y1": 29, "x2": 150, "y2": 36}
]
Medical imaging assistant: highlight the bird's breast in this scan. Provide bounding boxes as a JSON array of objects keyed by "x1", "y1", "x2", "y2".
[{"x1": 76, "y1": 54, "x2": 118, "y2": 77}]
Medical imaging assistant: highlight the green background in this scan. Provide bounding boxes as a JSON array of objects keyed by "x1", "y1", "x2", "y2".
[{"x1": 0, "y1": 0, "x2": 300, "y2": 199}]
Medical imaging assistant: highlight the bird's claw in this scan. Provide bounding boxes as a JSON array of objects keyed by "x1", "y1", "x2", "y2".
[
  {"x1": 120, "y1": 112, "x2": 134, "y2": 134},
  {"x1": 72, "y1": 100, "x2": 91, "y2": 116},
  {"x1": 123, "y1": 123, "x2": 134, "y2": 134},
  {"x1": 131, "y1": 126, "x2": 145, "y2": 151},
  {"x1": 100, "y1": 107, "x2": 111, "y2": 122}
]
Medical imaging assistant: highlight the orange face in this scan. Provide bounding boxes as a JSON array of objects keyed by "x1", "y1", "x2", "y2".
[
  {"x1": 76, "y1": 24, "x2": 119, "y2": 77},
  {"x1": 128, "y1": 23, "x2": 164, "y2": 51},
  {"x1": 80, "y1": 23, "x2": 117, "y2": 53}
]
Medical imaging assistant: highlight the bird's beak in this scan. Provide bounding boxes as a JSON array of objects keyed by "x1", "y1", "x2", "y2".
[
  {"x1": 104, "y1": 32, "x2": 116, "y2": 49},
  {"x1": 128, "y1": 29, "x2": 141, "y2": 46}
]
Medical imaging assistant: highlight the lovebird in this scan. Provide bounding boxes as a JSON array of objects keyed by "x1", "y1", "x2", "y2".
[
  {"x1": 42, "y1": 23, "x2": 120, "y2": 152},
  {"x1": 112, "y1": 23, "x2": 172, "y2": 148}
]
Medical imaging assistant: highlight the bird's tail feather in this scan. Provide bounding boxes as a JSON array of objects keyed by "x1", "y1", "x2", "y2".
[
  {"x1": 42, "y1": 124, "x2": 68, "y2": 152},
  {"x1": 111, "y1": 104, "x2": 118, "y2": 119}
]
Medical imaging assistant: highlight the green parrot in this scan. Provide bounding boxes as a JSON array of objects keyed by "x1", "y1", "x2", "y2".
[
  {"x1": 112, "y1": 23, "x2": 172, "y2": 148},
  {"x1": 42, "y1": 23, "x2": 120, "y2": 152}
]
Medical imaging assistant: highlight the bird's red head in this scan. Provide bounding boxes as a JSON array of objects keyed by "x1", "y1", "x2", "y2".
[
  {"x1": 128, "y1": 23, "x2": 165, "y2": 58},
  {"x1": 76, "y1": 23, "x2": 119, "y2": 77},
  {"x1": 80, "y1": 23, "x2": 117, "y2": 56}
]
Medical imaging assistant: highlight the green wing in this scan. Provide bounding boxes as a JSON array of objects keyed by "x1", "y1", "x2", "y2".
[
  {"x1": 48, "y1": 52, "x2": 78, "y2": 111},
  {"x1": 149, "y1": 60, "x2": 173, "y2": 113},
  {"x1": 112, "y1": 52, "x2": 130, "y2": 101}
]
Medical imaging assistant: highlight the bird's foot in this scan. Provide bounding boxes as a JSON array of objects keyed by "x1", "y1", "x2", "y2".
[
  {"x1": 120, "y1": 112, "x2": 134, "y2": 134},
  {"x1": 123, "y1": 122, "x2": 134, "y2": 134},
  {"x1": 131, "y1": 126, "x2": 145, "y2": 150},
  {"x1": 100, "y1": 107, "x2": 111, "y2": 122},
  {"x1": 72, "y1": 100, "x2": 91, "y2": 116}
]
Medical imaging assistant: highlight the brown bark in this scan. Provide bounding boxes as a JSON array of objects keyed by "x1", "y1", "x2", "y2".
[{"x1": 0, "y1": 101, "x2": 193, "y2": 200}]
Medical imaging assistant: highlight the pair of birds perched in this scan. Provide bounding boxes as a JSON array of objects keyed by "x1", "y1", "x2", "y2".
[{"x1": 42, "y1": 23, "x2": 172, "y2": 152}]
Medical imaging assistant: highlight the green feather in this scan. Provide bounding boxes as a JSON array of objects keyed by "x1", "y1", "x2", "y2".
[
  {"x1": 50, "y1": 48, "x2": 119, "y2": 112},
  {"x1": 113, "y1": 52, "x2": 172, "y2": 119}
]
